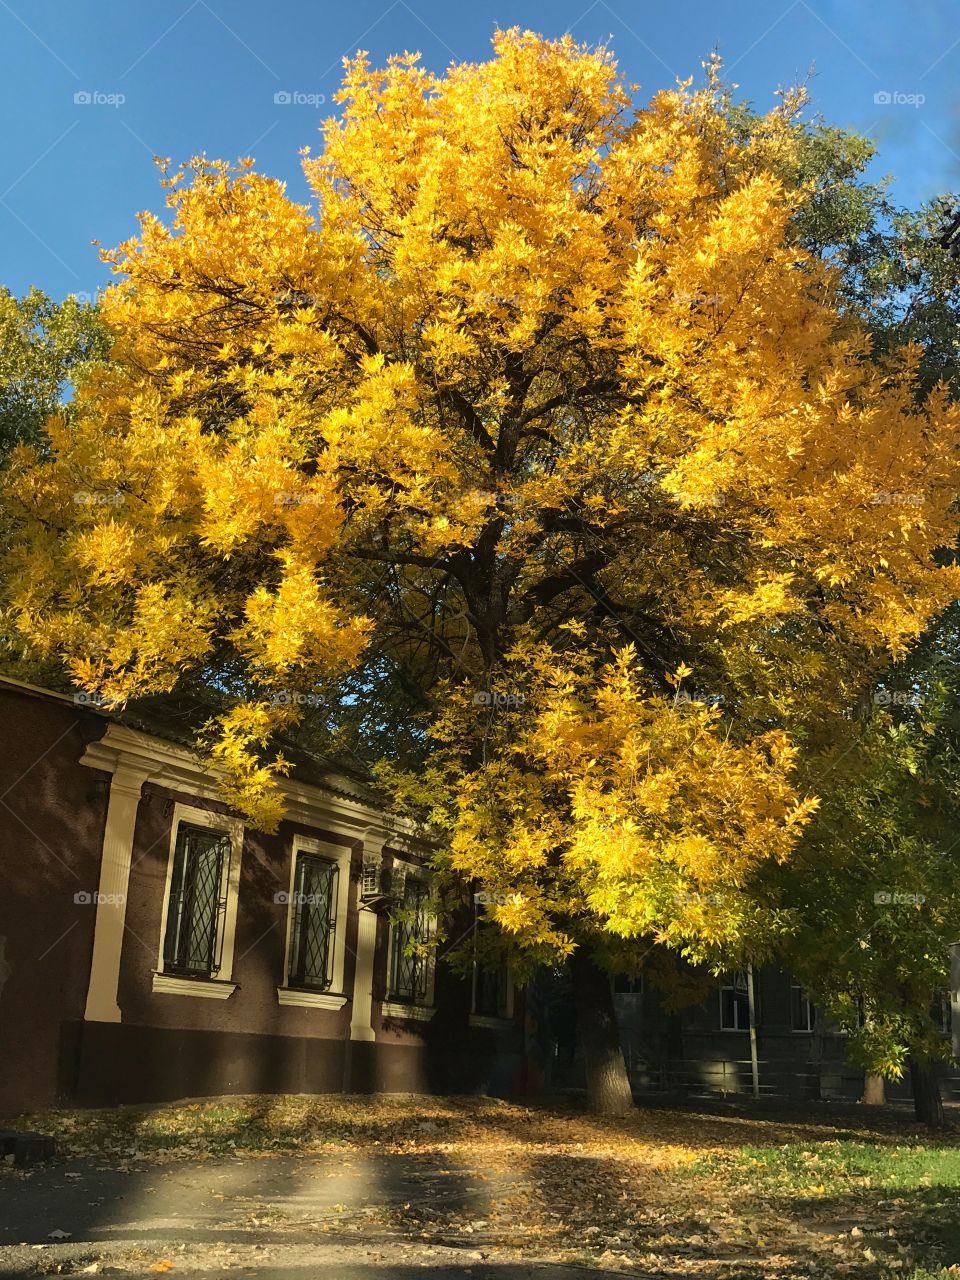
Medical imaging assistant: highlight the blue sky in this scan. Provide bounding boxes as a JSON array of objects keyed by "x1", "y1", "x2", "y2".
[{"x1": 2, "y1": 0, "x2": 958, "y2": 301}]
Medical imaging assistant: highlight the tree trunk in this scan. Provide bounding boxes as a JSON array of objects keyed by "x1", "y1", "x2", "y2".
[
  {"x1": 910, "y1": 1057, "x2": 944, "y2": 1129},
  {"x1": 570, "y1": 949, "x2": 634, "y2": 1117},
  {"x1": 861, "y1": 1073, "x2": 886, "y2": 1105}
]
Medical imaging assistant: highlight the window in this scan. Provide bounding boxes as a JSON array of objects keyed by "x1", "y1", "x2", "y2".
[
  {"x1": 791, "y1": 983, "x2": 815, "y2": 1032},
  {"x1": 720, "y1": 971, "x2": 752, "y2": 1031},
  {"x1": 474, "y1": 962, "x2": 510, "y2": 1019},
  {"x1": 162, "y1": 823, "x2": 232, "y2": 978},
  {"x1": 154, "y1": 805, "x2": 244, "y2": 998},
  {"x1": 278, "y1": 835, "x2": 352, "y2": 1010},
  {"x1": 286, "y1": 853, "x2": 339, "y2": 990},
  {"x1": 934, "y1": 993, "x2": 952, "y2": 1036},
  {"x1": 614, "y1": 974, "x2": 644, "y2": 996},
  {"x1": 389, "y1": 874, "x2": 432, "y2": 1005}
]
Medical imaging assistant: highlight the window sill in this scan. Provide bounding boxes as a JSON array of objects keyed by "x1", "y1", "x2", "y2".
[
  {"x1": 469, "y1": 1014, "x2": 513, "y2": 1030},
  {"x1": 277, "y1": 987, "x2": 348, "y2": 1010},
  {"x1": 381, "y1": 1000, "x2": 434, "y2": 1022},
  {"x1": 153, "y1": 973, "x2": 237, "y2": 999}
]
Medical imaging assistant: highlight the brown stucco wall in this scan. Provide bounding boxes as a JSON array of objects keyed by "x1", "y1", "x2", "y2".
[
  {"x1": 76, "y1": 788, "x2": 439, "y2": 1104},
  {"x1": 0, "y1": 685, "x2": 486, "y2": 1112},
  {"x1": 0, "y1": 684, "x2": 111, "y2": 1115},
  {"x1": 115, "y1": 782, "x2": 359, "y2": 1043}
]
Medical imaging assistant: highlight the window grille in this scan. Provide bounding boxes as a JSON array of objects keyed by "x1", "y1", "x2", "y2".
[
  {"x1": 287, "y1": 853, "x2": 339, "y2": 990},
  {"x1": 389, "y1": 876, "x2": 430, "y2": 1004},
  {"x1": 162, "y1": 824, "x2": 231, "y2": 977}
]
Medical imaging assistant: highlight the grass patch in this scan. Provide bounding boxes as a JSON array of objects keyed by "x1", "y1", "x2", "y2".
[{"x1": 695, "y1": 1138, "x2": 960, "y2": 1196}]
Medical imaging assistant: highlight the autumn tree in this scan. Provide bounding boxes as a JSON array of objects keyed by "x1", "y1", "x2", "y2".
[{"x1": 4, "y1": 33, "x2": 960, "y2": 1113}]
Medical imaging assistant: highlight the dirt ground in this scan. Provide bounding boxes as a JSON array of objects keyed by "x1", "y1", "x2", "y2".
[{"x1": 1, "y1": 1093, "x2": 957, "y2": 1278}]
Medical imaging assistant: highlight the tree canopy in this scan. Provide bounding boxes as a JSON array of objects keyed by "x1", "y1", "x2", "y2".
[{"x1": 3, "y1": 32, "x2": 960, "y2": 1029}]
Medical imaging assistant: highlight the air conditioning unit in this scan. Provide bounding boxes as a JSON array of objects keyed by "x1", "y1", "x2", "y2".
[{"x1": 360, "y1": 851, "x2": 383, "y2": 903}]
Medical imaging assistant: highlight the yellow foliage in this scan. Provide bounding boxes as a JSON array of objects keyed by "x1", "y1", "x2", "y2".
[
  {"x1": 2, "y1": 31, "x2": 959, "y2": 965},
  {"x1": 412, "y1": 642, "x2": 818, "y2": 960}
]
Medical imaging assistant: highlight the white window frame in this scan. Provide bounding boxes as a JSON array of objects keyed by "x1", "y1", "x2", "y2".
[
  {"x1": 790, "y1": 982, "x2": 815, "y2": 1033},
  {"x1": 277, "y1": 835, "x2": 352, "y2": 1011},
  {"x1": 153, "y1": 803, "x2": 244, "y2": 1000},
  {"x1": 719, "y1": 971, "x2": 751, "y2": 1032},
  {"x1": 382, "y1": 858, "x2": 436, "y2": 1021}
]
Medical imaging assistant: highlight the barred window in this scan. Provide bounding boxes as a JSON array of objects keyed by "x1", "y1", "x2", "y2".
[
  {"x1": 162, "y1": 824, "x2": 231, "y2": 978},
  {"x1": 389, "y1": 876, "x2": 431, "y2": 1004},
  {"x1": 287, "y1": 853, "x2": 339, "y2": 990}
]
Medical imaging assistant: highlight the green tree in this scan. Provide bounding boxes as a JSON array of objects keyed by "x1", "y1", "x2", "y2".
[
  {"x1": 0, "y1": 287, "x2": 109, "y2": 456},
  {"x1": 778, "y1": 628, "x2": 960, "y2": 1127}
]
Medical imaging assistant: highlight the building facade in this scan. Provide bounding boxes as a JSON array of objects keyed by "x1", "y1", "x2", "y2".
[
  {"x1": 613, "y1": 966, "x2": 960, "y2": 1103},
  {"x1": 0, "y1": 678, "x2": 518, "y2": 1116}
]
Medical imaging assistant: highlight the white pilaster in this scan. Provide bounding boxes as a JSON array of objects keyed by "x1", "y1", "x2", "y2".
[
  {"x1": 83, "y1": 763, "x2": 151, "y2": 1023},
  {"x1": 350, "y1": 835, "x2": 387, "y2": 1042}
]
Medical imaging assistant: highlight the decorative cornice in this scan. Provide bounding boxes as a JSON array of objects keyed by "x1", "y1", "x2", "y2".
[{"x1": 80, "y1": 723, "x2": 431, "y2": 850}]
